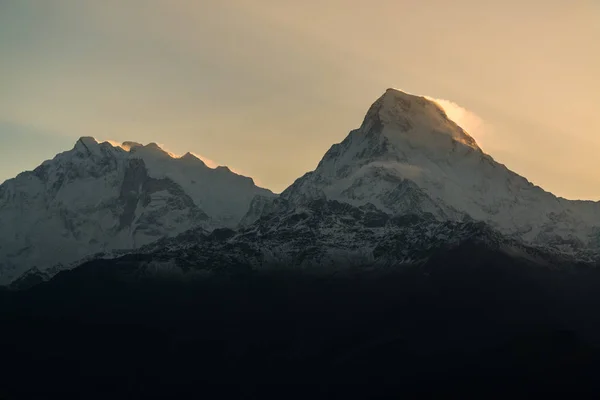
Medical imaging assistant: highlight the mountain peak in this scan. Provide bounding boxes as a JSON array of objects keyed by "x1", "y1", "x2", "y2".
[
  {"x1": 363, "y1": 88, "x2": 433, "y2": 127},
  {"x1": 180, "y1": 152, "x2": 198, "y2": 160},
  {"x1": 128, "y1": 142, "x2": 172, "y2": 159},
  {"x1": 146, "y1": 142, "x2": 162, "y2": 150},
  {"x1": 74, "y1": 136, "x2": 98, "y2": 151},
  {"x1": 0, "y1": 135, "x2": 276, "y2": 284},
  {"x1": 383, "y1": 87, "x2": 419, "y2": 100},
  {"x1": 180, "y1": 152, "x2": 208, "y2": 167},
  {"x1": 73, "y1": 136, "x2": 109, "y2": 157},
  {"x1": 361, "y1": 89, "x2": 479, "y2": 150}
]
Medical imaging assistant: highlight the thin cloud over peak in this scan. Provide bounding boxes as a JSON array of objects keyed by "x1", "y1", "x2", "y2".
[
  {"x1": 190, "y1": 153, "x2": 218, "y2": 168},
  {"x1": 426, "y1": 97, "x2": 492, "y2": 150}
]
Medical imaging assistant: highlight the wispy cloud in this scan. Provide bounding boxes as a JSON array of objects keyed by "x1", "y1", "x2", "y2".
[
  {"x1": 190, "y1": 153, "x2": 217, "y2": 168},
  {"x1": 426, "y1": 97, "x2": 491, "y2": 148},
  {"x1": 103, "y1": 139, "x2": 130, "y2": 150},
  {"x1": 368, "y1": 161, "x2": 425, "y2": 180}
]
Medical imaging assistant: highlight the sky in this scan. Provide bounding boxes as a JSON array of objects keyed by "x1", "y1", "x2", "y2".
[{"x1": 1, "y1": 1, "x2": 599, "y2": 198}]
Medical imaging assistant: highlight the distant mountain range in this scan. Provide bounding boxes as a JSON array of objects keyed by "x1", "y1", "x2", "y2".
[{"x1": 3, "y1": 88, "x2": 600, "y2": 286}]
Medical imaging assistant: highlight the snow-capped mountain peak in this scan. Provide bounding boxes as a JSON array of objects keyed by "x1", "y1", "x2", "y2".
[
  {"x1": 180, "y1": 152, "x2": 203, "y2": 162},
  {"x1": 280, "y1": 89, "x2": 600, "y2": 252},
  {"x1": 0, "y1": 137, "x2": 274, "y2": 284},
  {"x1": 74, "y1": 136, "x2": 100, "y2": 151},
  {"x1": 129, "y1": 142, "x2": 173, "y2": 159},
  {"x1": 361, "y1": 88, "x2": 480, "y2": 152},
  {"x1": 73, "y1": 136, "x2": 123, "y2": 158}
]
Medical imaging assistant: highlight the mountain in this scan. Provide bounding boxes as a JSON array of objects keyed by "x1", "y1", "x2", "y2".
[
  {"x1": 4, "y1": 89, "x2": 600, "y2": 397},
  {"x1": 7, "y1": 88, "x2": 600, "y2": 285},
  {"x1": 0, "y1": 137, "x2": 274, "y2": 284},
  {"x1": 67, "y1": 199, "x2": 570, "y2": 285},
  {"x1": 281, "y1": 88, "x2": 600, "y2": 255},
  {"x1": 69, "y1": 87, "x2": 600, "y2": 285}
]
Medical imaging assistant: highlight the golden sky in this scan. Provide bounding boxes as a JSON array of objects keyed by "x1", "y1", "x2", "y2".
[{"x1": 1, "y1": 0, "x2": 599, "y2": 197}]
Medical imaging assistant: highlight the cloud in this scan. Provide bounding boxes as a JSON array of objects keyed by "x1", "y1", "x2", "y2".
[
  {"x1": 369, "y1": 161, "x2": 425, "y2": 180},
  {"x1": 425, "y1": 97, "x2": 492, "y2": 148},
  {"x1": 190, "y1": 152, "x2": 218, "y2": 168},
  {"x1": 102, "y1": 139, "x2": 132, "y2": 151},
  {"x1": 154, "y1": 142, "x2": 181, "y2": 159}
]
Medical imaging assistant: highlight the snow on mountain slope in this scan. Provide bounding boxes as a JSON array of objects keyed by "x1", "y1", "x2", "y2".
[
  {"x1": 281, "y1": 88, "x2": 600, "y2": 252},
  {"x1": 0, "y1": 137, "x2": 273, "y2": 284},
  {"x1": 61, "y1": 199, "x2": 573, "y2": 284},
  {"x1": 127, "y1": 143, "x2": 273, "y2": 227}
]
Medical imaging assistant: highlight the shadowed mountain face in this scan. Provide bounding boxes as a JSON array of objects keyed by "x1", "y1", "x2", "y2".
[
  {"x1": 3, "y1": 241, "x2": 600, "y2": 398},
  {"x1": 4, "y1": 199, "x2": 600, "y2": 397}
]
